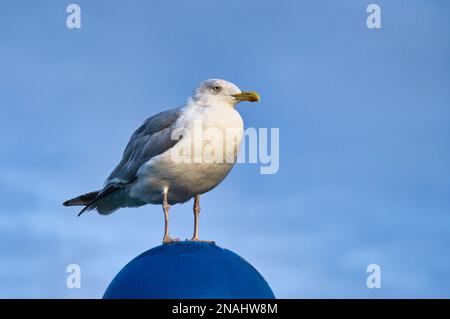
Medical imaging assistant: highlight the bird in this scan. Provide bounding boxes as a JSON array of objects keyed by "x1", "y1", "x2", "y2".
[{"x1": 63, "y1": 79, "x2": 260, "y2": 244}]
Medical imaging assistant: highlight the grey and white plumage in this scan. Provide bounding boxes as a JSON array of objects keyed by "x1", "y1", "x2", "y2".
[{"x1": 64, "y1": 79, "x2": 260, "y2": 243}]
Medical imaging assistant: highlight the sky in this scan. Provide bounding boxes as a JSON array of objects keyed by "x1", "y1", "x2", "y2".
[{"x1": 0, "y1": 0, "x2": 449, "y2": 298}]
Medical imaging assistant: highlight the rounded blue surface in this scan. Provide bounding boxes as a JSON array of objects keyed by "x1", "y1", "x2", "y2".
[{"x1": 103, "y1": 241, "x2": 275, "y2": 299}]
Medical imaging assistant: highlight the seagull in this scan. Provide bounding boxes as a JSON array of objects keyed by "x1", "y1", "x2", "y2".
[{"x1": 63, "y1": 79, "x2": 260, "y2": 244}]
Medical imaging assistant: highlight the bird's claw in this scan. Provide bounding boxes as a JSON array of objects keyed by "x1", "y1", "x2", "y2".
[
  {"x1": 186, "y1": 238, "x2": 216, "y2": 244},
  {"x1": 162, "y1": 236, "x2": 180, "y2": 244}
]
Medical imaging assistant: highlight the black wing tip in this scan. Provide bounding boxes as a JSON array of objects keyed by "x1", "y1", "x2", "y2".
[
  {"x1": 63, "y1": 199, "x2": 89, "y2": 216},
  {"x1": 77, "y1": 206, "x2": 90, "y2": 217}
]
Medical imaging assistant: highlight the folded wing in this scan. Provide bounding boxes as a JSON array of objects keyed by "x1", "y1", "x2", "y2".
[{"x1": 64, "y1": 107, "x2": 184, "y2": 215}]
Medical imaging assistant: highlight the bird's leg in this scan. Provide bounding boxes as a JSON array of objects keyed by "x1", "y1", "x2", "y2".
[
  {"x1": 189, "y1": 195, "x2": 215, "y2": 243},
  {"x1": 162, "y1": 190, "x2": 179, "y2": 244},
  {"x1": 191, "y1": 195, "x2": 200, "y2": 240}
]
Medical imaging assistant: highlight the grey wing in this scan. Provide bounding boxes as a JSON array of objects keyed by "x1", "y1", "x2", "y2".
[
  {"x1": 73, "y1": 107, "x2": 184, "y2": 216},
  {"x1": 104, "y1": 107, "x2": 184, "y2": 188}
]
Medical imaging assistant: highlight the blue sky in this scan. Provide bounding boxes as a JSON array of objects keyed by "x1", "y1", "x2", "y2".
[{"x1": 0, "y1": 0, "x2": 449, "y2": 298}]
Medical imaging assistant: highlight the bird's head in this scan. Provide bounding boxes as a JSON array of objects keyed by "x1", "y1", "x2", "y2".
[{"x1": 190, "y1": 79, "x2": 260, "y2": 107}]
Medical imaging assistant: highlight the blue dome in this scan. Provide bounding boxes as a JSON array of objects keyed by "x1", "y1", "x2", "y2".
[{"x1": 103, "y1": 241, "x2": 275, "y2": 299}]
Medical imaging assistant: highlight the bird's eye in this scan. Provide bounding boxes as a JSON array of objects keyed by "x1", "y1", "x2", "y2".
[{"x1": 211, "y1": 85, "x2": 222, "y2": 94}]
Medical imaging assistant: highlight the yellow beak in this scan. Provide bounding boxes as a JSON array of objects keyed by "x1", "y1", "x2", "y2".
[{"x1": 232, "y1": 91, "x2": 260, "y2": 102}]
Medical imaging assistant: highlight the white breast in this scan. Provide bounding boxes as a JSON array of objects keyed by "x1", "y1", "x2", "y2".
[{"x1": 130, "y1": 104, "x2": 244, "y2": 205}]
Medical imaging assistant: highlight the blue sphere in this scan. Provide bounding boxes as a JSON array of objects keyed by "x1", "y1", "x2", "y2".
[{"x1": 103, "y1": 241, "x2": 275, "y2": 299}]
